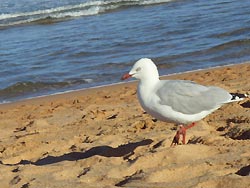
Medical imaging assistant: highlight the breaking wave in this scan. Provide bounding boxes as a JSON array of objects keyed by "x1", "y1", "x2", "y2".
[
  {"x1": 0, "y1": 79, "x2": 93, "y2": 101},
  {"x1": 0, "y1": 0, "x2": 173, "y2": 27}
]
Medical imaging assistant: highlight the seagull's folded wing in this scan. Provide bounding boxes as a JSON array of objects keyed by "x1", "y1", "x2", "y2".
[{"x1": 156, "y1": 80, "x2": 231, "y2": 115}]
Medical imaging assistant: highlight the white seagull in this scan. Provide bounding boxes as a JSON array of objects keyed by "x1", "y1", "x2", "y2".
[{"x1": 121, "y1": 58, "x2": 247, "y2": 146}]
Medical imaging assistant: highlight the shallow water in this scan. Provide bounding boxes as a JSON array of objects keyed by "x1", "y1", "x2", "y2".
[{"x1": 1, "y1": 0, "x2": 250, "y2": 103}]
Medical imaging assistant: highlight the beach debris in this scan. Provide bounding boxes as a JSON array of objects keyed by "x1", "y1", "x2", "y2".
[
  {"x1": 224, "y1": 124, "x2": 250, "y2": 140},
  {"x1": 131, "y1": 120, "x2": 147, "y2": 130},
  {"x1": 115, "y1": 170, "x2": 144, "y2": 187},
  {"x1": 82, "y1": 136, "x2": 93, "y2": 143},
  {"x1": 104, "y1": 95, "x2": 111, "y2": 99},
  {"x1": 21, "y1": 183, "x2": 30, "y2": 188},
  {"x1": 15, "y1": 131, "x2": 39, "y2": 139},
  {"x1": 188, "y1": 136, "x2": 205, "y2": 144},
  {"x1": 12, "y1": 167, "x2": 20, "y2": 173},
  {"x1": 77, "y1": 167, "x2": 90, "y2": 178},
  {"x1": 129, "y1": 119, "x2": 156, "y2": 133},
  {"x1": 226, "y1": 116, "x2": 250, "y2": 124},
  {"x1": 0, "y1": 145, "x2": 6, "y2": 153},
  {"x1": 14, "y1": 126, "x2": 27, "y2": 132},
  {"x1": 106, "y1": 113, "x2": 118, "y2": 120},
  {"x1": 70, "y1": 145, "x2": 77, "y2": 151},
  {"x1": 14, "y1": 120, "x2": 35, "y2": 133},
  {"x1": 26, "y1": 120, "x2": 34, "y2": 127},
  {"x1": 10, "y1": 175, "x2": 21, "y2": 185}
]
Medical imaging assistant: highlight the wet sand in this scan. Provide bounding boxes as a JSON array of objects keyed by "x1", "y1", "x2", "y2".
[{"x1": 0, "y1": 63, "x2": 250, "y2": 188}]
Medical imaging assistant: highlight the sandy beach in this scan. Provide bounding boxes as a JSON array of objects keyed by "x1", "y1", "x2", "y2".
[{"x1": 0, "y1": 63, "x2": 250, "y2": 188}]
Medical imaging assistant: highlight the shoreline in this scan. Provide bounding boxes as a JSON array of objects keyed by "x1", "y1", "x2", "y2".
[{"x1": 1, "y1": 61, "x2": 249, "y2": 109}]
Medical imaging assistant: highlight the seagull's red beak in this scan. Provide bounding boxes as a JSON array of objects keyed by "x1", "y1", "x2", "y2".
[{"x1": 121, "y1": 73, "x2": 132, "y2": 80}]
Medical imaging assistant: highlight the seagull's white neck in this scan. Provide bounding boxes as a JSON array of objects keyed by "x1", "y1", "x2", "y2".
[
  {"x1": 137, "y1": 76, "x2": 159, "y2": 105},
  {"x1": 138, "y1": 76, "x2": 159, "y2": 89},
  {"x1": 136, "y1": 76, "x2": 159, "y2": 115}
]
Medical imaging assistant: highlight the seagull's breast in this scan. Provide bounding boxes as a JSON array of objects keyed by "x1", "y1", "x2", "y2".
[{"x1": 137, "y1": 83, "x2": 172, "y2": 121}]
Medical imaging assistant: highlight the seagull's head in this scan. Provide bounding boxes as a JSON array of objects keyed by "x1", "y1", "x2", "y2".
[{"x1": 121, "y1": 58, "x2": 159, "y2": 81}]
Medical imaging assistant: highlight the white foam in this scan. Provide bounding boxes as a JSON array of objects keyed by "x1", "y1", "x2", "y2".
[
  {"x1": 0, "y1": 1, "x2": 103, "y2": 20},
  {"x1": 0, "y1": 0, "x2": 175, "y2": 27},
  {"x1": 140, "y1": 0, "x2": 174, "y2": 5}
]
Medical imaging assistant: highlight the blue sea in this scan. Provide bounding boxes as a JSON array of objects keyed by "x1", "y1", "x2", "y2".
[{"x1": 1, "y1": 0, "x2": 250, "y2": 103}]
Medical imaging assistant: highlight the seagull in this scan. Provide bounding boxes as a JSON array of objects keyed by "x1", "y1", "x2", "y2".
[{"x1": 121, "y1": 58, "x2": 248, "y2": 146}]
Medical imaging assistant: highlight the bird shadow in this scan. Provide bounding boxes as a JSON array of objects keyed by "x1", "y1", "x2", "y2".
[{"x1": 14, "y1": 139, "x2": 153, "y2": 166}]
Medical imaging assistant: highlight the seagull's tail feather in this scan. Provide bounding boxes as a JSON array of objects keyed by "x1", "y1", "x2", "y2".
[{"x1": 229, "y1": 93, "x2": 249, "y2": 102}]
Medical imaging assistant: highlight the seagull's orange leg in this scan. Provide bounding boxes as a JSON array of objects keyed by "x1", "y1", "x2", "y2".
[
  {"x1": 181, "y1": 127, "x2": 186, "y2": 144},
  {"x1": 170, "y1": 122, "x2": 196, "y2": 146}
]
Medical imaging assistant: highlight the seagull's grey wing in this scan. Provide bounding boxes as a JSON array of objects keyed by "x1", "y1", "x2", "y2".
[{"x1": 156, "y1": 80, "x2": 231, "y2": 114}]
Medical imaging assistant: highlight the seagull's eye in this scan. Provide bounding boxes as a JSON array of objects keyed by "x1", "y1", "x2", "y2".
[{"x1": 136, "y1": 67, "x2": 141, "y2": 72}]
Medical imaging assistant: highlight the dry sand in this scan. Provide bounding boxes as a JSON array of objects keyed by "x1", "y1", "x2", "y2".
[{"x1": 0, "y1": 63, "x2": 250, "y2": 188}]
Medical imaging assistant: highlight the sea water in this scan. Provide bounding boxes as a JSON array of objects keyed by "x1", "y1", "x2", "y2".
[{"x1": 0, "y1": 0, "x2": 250, "y2": 103}]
